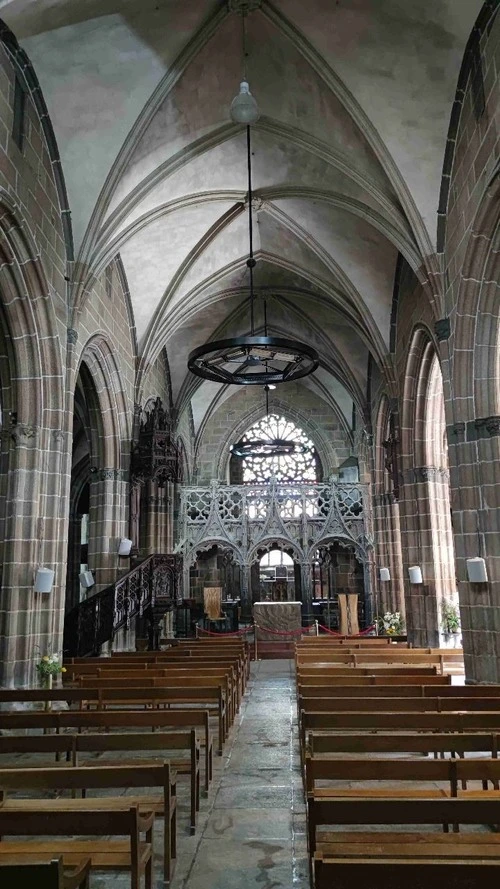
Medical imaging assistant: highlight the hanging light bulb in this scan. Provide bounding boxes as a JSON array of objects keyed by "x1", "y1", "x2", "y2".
[{"x1": 230, "y1": 80, "x2": 260, "y2": 124}]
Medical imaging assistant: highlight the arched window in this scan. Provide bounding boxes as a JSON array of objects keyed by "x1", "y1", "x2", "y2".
[{"x1": 235, "y1": 414, "x2": 317, "y2": 484}]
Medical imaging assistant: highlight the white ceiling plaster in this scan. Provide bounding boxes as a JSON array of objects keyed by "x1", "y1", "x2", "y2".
[
  {"x1": 119, "y1": 198, "x2": 235, "y2": 342},
  {"x1": 270, "y1": 0, "x2": 482, "y2": 244},
  {"x1": 2, "y1": 0, "x2": 479, "y2": 439}
]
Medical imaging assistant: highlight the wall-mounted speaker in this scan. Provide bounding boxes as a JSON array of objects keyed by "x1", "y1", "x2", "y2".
[
  {"x1": 79, "y1": 570, "x2": 95, "y2": 589},
  {"x1": 379, "y1": 567, "x2": 391, "y2": 582},
  {"x1": 34, "y1": 568, "x2": 55, "y2": 594},
  {"x1": 466, "y1": 557, "x2": 488, "y2": 583},
  {"x1": 118, "y1": 538, "x2": 133, "y2": 557},
  {"x1": 408, "y1": 565, "x2": 423, "y2": 584}
]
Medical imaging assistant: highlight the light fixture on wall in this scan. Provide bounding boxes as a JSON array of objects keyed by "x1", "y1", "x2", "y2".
[
  {"x1": 187, "y1": 10, "x2": 318, "y2": 387},
  {"x1": 408, "y1": 565, "x2": 423, "y2": 585},
  {"x1": 466, "y1": 557, "x2": 488, "y2": 583},
  {"x1": 34, "y1": 567, "x2": 55, "y2": 594},
  {"x1": 379, "y1": 567, "x2": 391, "y2": 582},
  {"x1": 118, "y1": 538, "x2": 133, "y2": 557}
]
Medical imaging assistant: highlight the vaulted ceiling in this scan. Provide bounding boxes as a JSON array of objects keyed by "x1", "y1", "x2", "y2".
[{"x1": 1, "y1": 0, "x2": 482, "y2": 435}]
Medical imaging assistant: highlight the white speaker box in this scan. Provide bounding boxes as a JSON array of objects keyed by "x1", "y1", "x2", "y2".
[
  {"x1": 34, "y1": 568, "x2": 54, "y2": 594},
  {"x1": 79, "y1": 570, "x2": 95, "y2": 589}
]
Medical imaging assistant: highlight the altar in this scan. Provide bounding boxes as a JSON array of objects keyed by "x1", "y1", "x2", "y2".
[{"x1": 253, "y1": 601, "x2": 302, "y2": 641}]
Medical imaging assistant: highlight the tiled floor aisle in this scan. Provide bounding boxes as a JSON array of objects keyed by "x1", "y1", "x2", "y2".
[{"x1": 171, "y1": 657, "x2": 308, "y2": 889}]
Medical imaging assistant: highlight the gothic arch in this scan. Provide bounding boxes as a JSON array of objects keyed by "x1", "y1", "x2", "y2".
[
  {"x1": 247, "y1": 537, "x2": 304, "y2": 567},
  {"x1": 76, "y1": 334, "x2": 130, "y2": 470},
  {"x1": 452, "y1": 166, "x2": 500, "y2": 420}
]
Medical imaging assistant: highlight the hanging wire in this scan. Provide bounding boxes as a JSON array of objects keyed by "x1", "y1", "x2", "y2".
[
  {"x1": 242, "y1": 10, "x2": 247, "y2": 81},
  {"x1": 246, "y1": 124, "x2": 256, "y2": 335}
]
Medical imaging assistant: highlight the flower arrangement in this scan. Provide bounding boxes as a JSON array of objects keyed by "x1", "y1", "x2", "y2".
[
  {"x1": 377, "y1": 610, "x2": 404, "y2": 636},
  {"x1": 441, "y1": 599, "x2": 460, "y2": 634},
  {"x1": 35, "y1": 651, "x2": 66, "y2": 682}
]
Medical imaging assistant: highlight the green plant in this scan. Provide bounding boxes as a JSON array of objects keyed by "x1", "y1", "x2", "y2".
[
  {"x1": 376, "y1": 611, "x2": 404, "y2": 635},
  {"x1": 441, "y1": 599, "x2": 460, "y2": 634},
  {"x1": 35, "y1": 650, "x2": 66, "y2": 679}
]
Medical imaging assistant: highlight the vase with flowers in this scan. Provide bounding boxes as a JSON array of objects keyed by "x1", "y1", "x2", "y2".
[
  {"x1": 376, "y1": 610, "x2": 404, "y2": 637},
  {"x1": 35, "y1": 650, "x2": 66, "y2": 689}
]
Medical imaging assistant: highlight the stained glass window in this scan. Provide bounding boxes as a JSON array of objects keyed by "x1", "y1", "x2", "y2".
[{"x1": 239, "y1": 414, "x2": 317, "y2": 484}]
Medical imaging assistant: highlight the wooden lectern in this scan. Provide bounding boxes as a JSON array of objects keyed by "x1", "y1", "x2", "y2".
[{"x1": 338, "y1": 593, "x2": 359, "y2": 636}]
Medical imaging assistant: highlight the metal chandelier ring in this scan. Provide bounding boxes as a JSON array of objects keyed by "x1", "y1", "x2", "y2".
[{"x1": 187, "y1": 335, "x2": 319, "y2": 385}]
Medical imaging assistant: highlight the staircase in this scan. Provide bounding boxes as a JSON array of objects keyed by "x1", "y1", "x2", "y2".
[{"x1": 63, "y1": 554, "x2": 182, "y2": 658}]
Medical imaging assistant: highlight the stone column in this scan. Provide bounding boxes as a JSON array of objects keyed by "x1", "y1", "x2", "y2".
[
  {"x1": 0, "y1": 424, "x2": 72, "y2": 687},
  {"x1": 88, "y1": 468, "x2": 130, "y2": 592},
  {"x1": 447, "y1": 422, "x2": 500, "y2": 683},
  {"x1": 399, "y1": 470, "x2": 440, "y2": 648}
]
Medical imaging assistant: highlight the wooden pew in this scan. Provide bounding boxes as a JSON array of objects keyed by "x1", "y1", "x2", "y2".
[
  {"x1": 298, "y1": 695, "x2": 500, "y2": 714},
  {"x1": 0, "y1": 708, "x2": 213, "y2": 793},
  {"x1": 0, "y1": 685, "x2": 227, "y2": 756},
  {"x1": 0, "y1": 857, "x2": 91, "y2": 889},
  {"x1": 75, "y1": 668, "x2": 238, "y2": 723},
  {"x1": 313, "y1": 856, "x2": 500, "y2": 889},
  {"x1": 0, "y1": 807, "x2": 155, "y2": 889},
  {"x1": 297, "y1": 666, "x2": 442, "y2": 676},
  {"x1": 307, "y1": 796, "x2": 500, "y2": 866},
  {"x1": 299, "y1": 711, "x2": 500, "y2": 757},
  {"x1": 304, "y1": 753, "x2": 455, "y2": 799},
  {"x1": 296, "y1": 650, "x2": 464, "y2": 673},
  {"x1": 74, "y1": 730, "x2": 200, "y2": 831},
  {"x1": 0, "y1": 763, "x2": 176, "y2": 884},
  {"x1": 307, "y1": 730, "x2": 500, "y2": 759},
  {"x1": 297, "y1": 673, "x2": 451, "y2": 686}
]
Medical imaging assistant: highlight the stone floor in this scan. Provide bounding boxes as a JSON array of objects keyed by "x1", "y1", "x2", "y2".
[{"x1": 166, "y1": 657, "x2": 308, "y2": 889}]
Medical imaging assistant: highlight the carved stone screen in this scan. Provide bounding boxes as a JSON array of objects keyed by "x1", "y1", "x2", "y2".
[{"x1": 240, "y1": 414, "x2": 317, "y2": 484}]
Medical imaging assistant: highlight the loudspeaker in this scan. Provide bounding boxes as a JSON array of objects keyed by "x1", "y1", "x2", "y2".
[
  {"x1": 379, "y1": 567, "x2": 391, "y2": 582},
  {"x1": 79, "y1": 570, "x2": 95, "y2": 589},
  {"x1": 118, "y1": 538, "x2": 133, "y2": 557},
  {"x1": 408, "y1": 565, "x2": 423, "y2": 584},
  {"x1": 34, "y1": 568, "x2": 54, "y2": 594},
  {"x1": 466, "y1": 557, "x2": 488, "y2": 583}
]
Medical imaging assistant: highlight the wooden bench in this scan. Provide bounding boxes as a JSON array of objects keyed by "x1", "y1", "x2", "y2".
[
  {"x1": 298, "y1": 694, "x2": 500, "y2": 714},
  {"x1": 75, "y1": 669, "x2": 238, "y2": 724},
  {"x1": 307, "y1": 730, "x2": 500, "y2": 759},
  {"x1": 0, "y1": 763, "x2": 176, "y2": 884},
  {"x1": 313, "y1": 855, "x2": 500, "y2": 889},
  {"x1": 307, "y1": 797, "x2": 500, "y2": 880},
  {"x1": 299, "y1": 710, "x2": 500, "y2": 757},
  {"x1": 74, "y1": 730, "x2": 200, "y2": 831},
  {"x1": 296, "y1": 672, "x2": 450, "y2": 685},
  {"x1": 296, "y1": 651, "x2": 464, "y2": 673},
  {"x1": 0, "y1": 807, "x2": 155, "y2": 889},
  {"x1": 0, "y1": 685, "x2": 227, "y2": 756},
  {"x1": 304, "y1": 753, "x2": 458, "y2": 798},
  {"x1": 0, "y1": 708, "x2": 213, "y2": 793},
  {"x1": 0, "y1": 857, "x2": 91, "y2": 889}
]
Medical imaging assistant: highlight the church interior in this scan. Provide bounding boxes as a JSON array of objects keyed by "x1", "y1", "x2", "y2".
[{"x1": 0, "y1": 0, "x2": 499, "y2": 886}]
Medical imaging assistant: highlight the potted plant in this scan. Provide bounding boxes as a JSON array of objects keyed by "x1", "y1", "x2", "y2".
[
  {"x1": 440, "y1": 599, "x2": 461, "y2": 647},
  {"x1": 35, "y1": 650, "x2": 66, "y2": 690}
]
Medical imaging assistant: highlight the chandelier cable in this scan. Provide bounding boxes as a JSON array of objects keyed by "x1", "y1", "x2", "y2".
[{"x1": 246, "y1": 124, "x2": 256, "y2": 335}]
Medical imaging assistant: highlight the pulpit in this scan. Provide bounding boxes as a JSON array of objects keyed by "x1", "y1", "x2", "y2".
[{"x1": 253, "y1": 601, "x2": 302, "y2": 641}]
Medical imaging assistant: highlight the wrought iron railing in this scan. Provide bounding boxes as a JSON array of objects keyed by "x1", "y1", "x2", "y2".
[{"x1": 63, "y1": 554, "x2": 182, "y2": 658}]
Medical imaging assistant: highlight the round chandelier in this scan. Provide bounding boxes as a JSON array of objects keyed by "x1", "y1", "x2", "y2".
[{"x1": 187, "y1": 12, "x2": 318, "y2": 387}]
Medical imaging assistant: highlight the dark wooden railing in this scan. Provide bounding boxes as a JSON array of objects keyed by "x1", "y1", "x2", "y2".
[{"x1": 63, "y1": 554, "x2": 182, "y2": 658}]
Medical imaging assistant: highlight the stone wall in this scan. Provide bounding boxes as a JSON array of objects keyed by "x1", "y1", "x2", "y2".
[{"x1": 440, "y1": 5, "x2": 500, "y2": 681}]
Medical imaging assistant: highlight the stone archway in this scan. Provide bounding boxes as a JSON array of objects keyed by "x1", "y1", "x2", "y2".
[
  {"x1": 71, "y1": 336, "x2": 131, "y2": 596},
  {"x1": 399, "y1": 328, "x2": 455, "y2": 647},
  {"x1": 0, "y1": 199, "x2": 66, "y2": 687}
]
